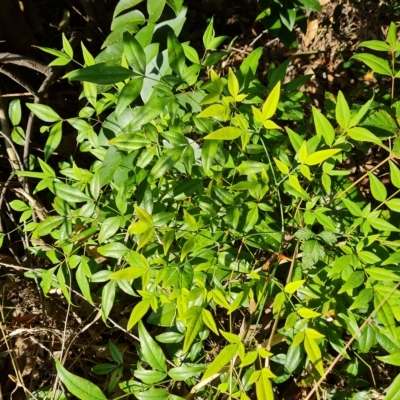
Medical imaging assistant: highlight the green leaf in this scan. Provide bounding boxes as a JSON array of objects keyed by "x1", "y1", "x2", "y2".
[
  {"x1": 312, "y1": 106, "x2": 335, "y2": 146},
  {"x1": 134, "y1": 369, "x2": 166, "y2": 385},
  {"x1": 347, "y1": 127, "x2": 381, "y2": 144},
  {"x1": 349, "y1": 288, "x2": 374, "y2": 310},
  {"x1": 368, "y1": 172, "x2": 387, "y2": 202},
  {"x1": 286, "y1": 127, "x2": 303, "y2": 152},
  {"x1": 366, "y1": 267, "x2": 400, "y2": 281},
  {"x1": 349, "y1": 94, "x2": 374, "y2": 128},
  {"x1": 135, "y1": 389, "x2": 169, "y2": 400},
  {"x1": 148, "y1": 146, "x2": 183, "y2": 183},
  {"x1": 111, "y1": 9, "x2": 145, "y2": 31},
  {"x1": 26, "y1": 103, "x2": 61, "y2": 123},
  {"x1": 36, "y1": 216, "x2": 65, "y2": 236},
  {"x1": 123, "y1": 33, "x2": 146, "y2": 73},
  {"x1": 8, "y1": 99, "x2": 21, "y2": 126},
  {"x1": 202, "y1": 308, "x2": 219, "y2": 335},
  {"x1": 262, "y1": 81, "x2": 281, "y2": 120},
  {"x1": 358, "y1": 40, "x2": 391, "y2": 51},
  {"x1": 376, "y1": 353, "x2": 400, "y2": 366},
  {"x1": 65, "y1": 63, "x2": 135, "y2": 84},
  {"x1": 127, "y1": 299, "x2": 151, "y2": 330},
  {"x1": 351, "y1": 53, "x2": 393, "y2": 76},
  {"x1": 109, "y1": 132, "x2": 151, "y2": 151},
  {"x1": 98, "y1": 217, "x2": 122, "y2": 244},
  {"x1": 304, "y1": 335, "x2": 324, "y2": 377},
  {"x1": 304, "y1": 149, "x2": 341, "y2": 165},
  {"x1": 368, "y1": 217, "x2": 400, "y2": 232},
  {"x1": 336, "y1": 91, "x2": 351, "y2": 129},
  {"x1": 147, "y1": 0, "x2": 166, "y2": 23},
  {"x1": 168, "y1": 31, "x2": 185, "y2": 77},
  {"x1": 384, "y1": 372, "x2": 400, "y2": 400},
  {"x1": 52, "y1": 182, "x2": 93, "y2": 203},
  {"x1": 55, "y1": 359, "x2": 107, "y2": 400},
  {"x1": 358, "y1": 251, "x2": 381, "y2": 264},
  {"x1": 98, "y1": 242, "x2": 129, "y2": 259},
  {"x1": 114, "y1": 0, "x2": 143, "y2": 18},
  {"x1": 138, "y1": 321, "x2": 167, "y2": 372},
  {"x1": 204, "y1": 126, "x2": 245, "y2": 140},
  {"x1": 183, "y1": 306, "x2": 203, "y2": 354},
  {"x1": 44, "y1": 121, "x2": 63, "y2": 161},
  {"x1": 389, "y1": 161, "x2": 400, "y2": 189},
  {"x1": 202, "y1": 343, "x2": 238, "y2": 380},
  {"x1": 341, "y1": 198, "x2": 363, "y2": 217},
  {"x1": 338, "y1": 271, "x2": 364, "y2": 294},
  {"x1": 168, "y1": 365, "x2": 205, "y2": 381}
]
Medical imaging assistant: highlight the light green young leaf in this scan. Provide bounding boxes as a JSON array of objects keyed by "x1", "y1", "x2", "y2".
[
  {"x1": 138, "y1": 320, "x2": 167, "y2": 372},
  {"x1": 304, "y1": 149, "x2": 341, "y2": 165},
  {"x1": 351, "y1": 53, "x2": 393, "y2": 76},
  {"x1": 304, "y1": 335, "x2": 324, "y2": 377},
  {"x1": 312, "y1": 106, "x2": 335, "y2": 146},
  {"x1": 297, "y1": 307, "x2": 321, "y2": 319},
  {"x1": 197, "y1": 104, "x2": 227, "y2": 118},
  {"x1": 62, "y1": 33, "x2": 73, "y2": 58},
  {"x1": 202, "y1": 308, "x2": 219, "y2": 335},
  {"x1": 386, "y1": 22, "x2": 397, "y2": 48},
  {"x1": 336, "y1": 91, "x2": 351, "y2": 129},
  {"x1": 285, "y1": 280, "x2": 305, "y2": 294},
  {"x1": 338, "y1": 271, "x2": 364, "y2": 294},
  {"x1": 202, "y1": 343, "x2": 238, "y2": 380},
  {"x1": 168, "y1": 365, "x2": 205, "y2": 381},
  {"x1": 204, "y1": 126, "x2": 244, "y2": 140},
  {"x1": 286, "y1": 127, "x2": 303, "y2": 152},
  {"x1": 203, "y1": 18, "x2": 215, "y2": 49},
  {"x1": 262, "y1": 81, "x2": 281, "y2": 120},
  {"x1": 127, "y1": 299, "x2": 151, "y2": 330},
  {"x1": 55, "y1": 359, "x2": 107, "y2": 400},
  {"x1": 387, "y1": 199, "x2": 400, "y2": 213},
  {"x1": 256, "y1": 368, "x2": 274, "y2": 400},
  {"x1": 227, "y1": 68, "x2": 239, "y2": 98}
]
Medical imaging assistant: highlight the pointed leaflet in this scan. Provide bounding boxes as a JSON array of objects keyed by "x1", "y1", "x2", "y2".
[
  {"x1": 202, "y1": 343, "x2": 238, "y2": 380},
  {"x1": 116, "y1": 79, "x2": 143, "y2": 116},
  {"x1": 351, "y1": 53, "x2": 393, "y2": 76},
  {"x1": 227, "y1": 68, "x2": 239, "y2": 98},
  {"x1": 123, "y1": 32, "x2": 146, "y2": 74},
  {"x1": 304, "y1": 149, "x2": 341, "y2": 165},
  {"x1": 304, "y1": 333, "x2": 324, "y2": 376},
  {"x1": 204, "y1": 127, "x2": 245, "y2": 140},
  {"x1": 65, "y1": 63, "x2": 136, "y2": 84},
  {"x1": 312, "y1": 106, "x2": 335, "y2": 146},
  {"x1": 368, "y1": 172, "x2": 387, "y2": 202},
  {"x1": 44, "y1": 121, "x2": 63, "y2": 161},
  {"x1": 52, "y1": 182, "x2": 93, "y2": 203},
  {"x1": 336, "y1": 91, "x2": 351, "y2": 129},
  {"x1": 127, "y1": 299, "x2": 151, "y2": 330},
  {"x1": 148, "y1": 146, "x2": 183, "y2": 183},
  {"x1": 256, "y1": 368, "x2": 275, "y2": 400},
  {"x1": 389, "y1": 160, "x2": 400, "y2": 189},
  {"x1": 384, "y1": 372, "x2": 400, "y2": 400},
  {"x1": 138, "y1": 321, "x2": 167, "y2": 372},
  {"x1": 347, "y1": 127, "x2": 381, "y2": 144},
  {"x1": 56, "y1": 359, "x2": 107, "y2": 400},
  {"x1": 183, "y1": 306, "x2": 203, "y2": 353},
  {"x1": 262, "y1": 81, "x2": 281, "y2": 120},
  {"x1": 26, "y1": 104, "x2": 61, "y2": 123},
  {"x1": 168, "y1": 31, "x2": 185, "y2": 77},
  {"x1": 349, "y1": 94, "x2": 374, "y2": 128}
]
